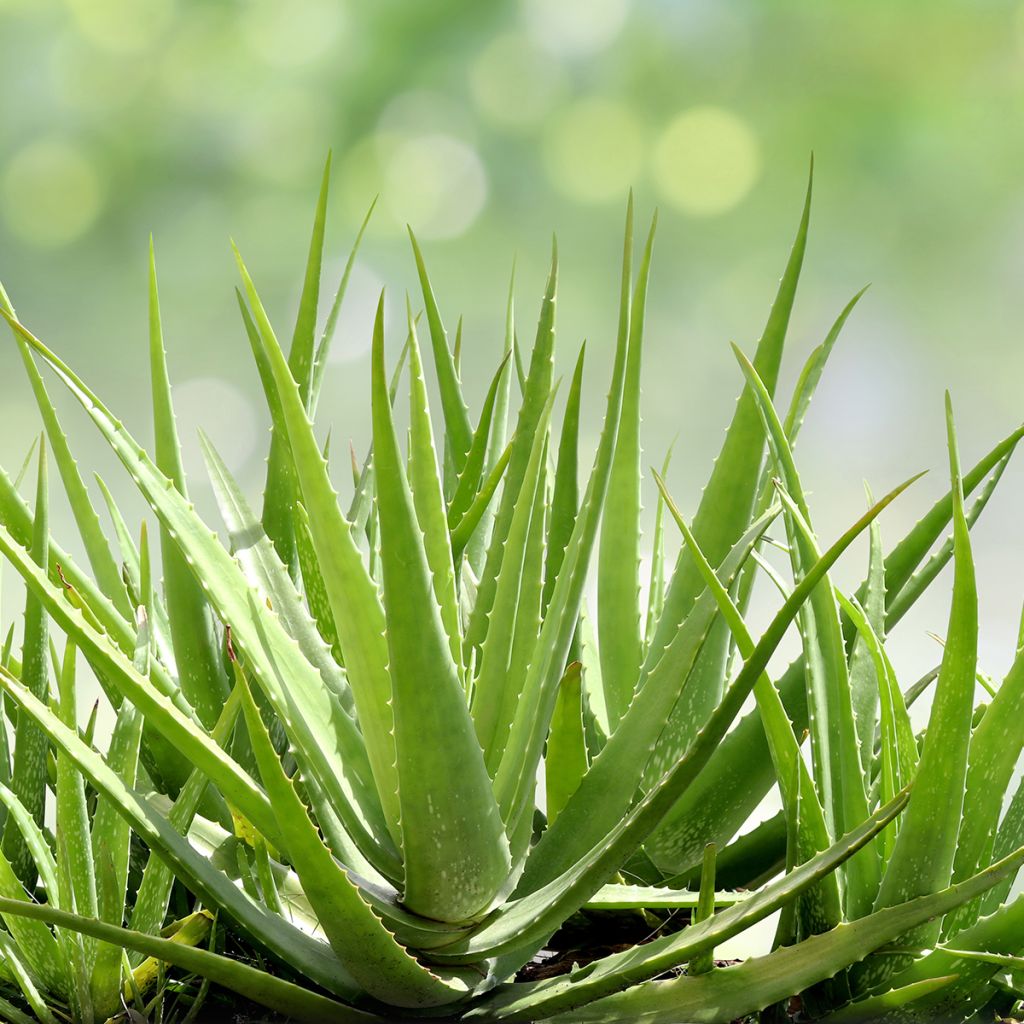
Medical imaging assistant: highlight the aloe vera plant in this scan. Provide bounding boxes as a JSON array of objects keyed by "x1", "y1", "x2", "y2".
[{"x1": 0, "y1": 163, "x2": 1023, "y2": 1023}]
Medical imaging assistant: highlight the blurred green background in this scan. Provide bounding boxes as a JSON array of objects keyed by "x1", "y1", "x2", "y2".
[{"x1": 2, "y1": 0, "x2": 1024, "y2": 687}]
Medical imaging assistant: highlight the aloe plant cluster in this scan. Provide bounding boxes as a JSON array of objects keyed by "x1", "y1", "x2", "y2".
[{"x1": 0, "y1": 162, "x2": 1023, "y2": 1023}]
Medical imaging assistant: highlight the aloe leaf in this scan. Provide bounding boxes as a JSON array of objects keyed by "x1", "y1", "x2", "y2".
[
  {"x1": 645, "y1": 423, "x2": 1022, "y2": 876},
  {"x1": 2, "y1": 441, "x2": 49, "y2": 888},
  {"x1": 535, "y1": 843, "x2": 1024, "y2": 1024},
  {"x1": 836, "y1": 592, "x2": 917, "y2": 868},
  {"x1": 470, "y1": 792, "x2": 908, "y2": 1021},
  {"x1": 655, "y1": 473, "x2": 841, "y2": 937},
  {"x1": 199, "y1": 432, "x2": 355, "y2": 721},
  {"x1": 734, "y1": 345, "x2": 877, "y2": 918},
  {"x1": 262, "y1": 155, "x2": 331, "y2": 573},
  {"x1": 643, "y1": 166, "x2": 811, "y2": 684},
  {"x1": 234, "y1": 247, "x2": 402, "y2": 856},
  {"x1": 465, "y1": 264, "x2": 518, "y2": 575},
  {"x1": 450, "y1": 440, "x2": 513, "y2": 560},
  {"x1": 370, "y1": 292, "x2": 511, "y2": 921},
  {"x1": 53, "y1": 642, "x2": 98, "y2": 1019},
  {"x1": 869, "y1": 396, "x2": 977, "y2": 959},
  {"x1": 405, "y1": 301, "x2": 463, "y2": 675},
  {"x1": 816, "y1": 976, "x2": 957, "y2": 1024},
  {"x1": 644, "y1": 444, "x2": 675, "y2": 652},
  {"x1": 235, "y1": 668, "x2": 473, "y2": 1008},
  {"x1": 582, "y1": 884, "x2": 748, "y2": 911},
  {"x1": 0, "y1": 783, "x2": 57, "y2": 901},
  {"x1": 148, "y1": 239, "x2": 229, "y2": 730},
  {"x1": 447, "y1": 354, "x2": 512, "y2": 534},
  {"x1": 942, "y1": 643, "x2": 1024, "y2": 936},
  {"x1": 847, "y1": 484, "x2": 886, "y2": 775},
  {"x1": 598, "y1": 213, "x2": 657, "y2": 728},
  {"x1": 545, "y1": 663, "x2": 588, "y2": 826},
  {"x1": 0, "y1": 899, "x2": 381, "y2": 1024},
  {"x1": 9, "y1": 332, "x2": 131, "y2": 620},
  {"x1": 310, "y1": 195, "x2": 378, "y2": 413},
  {"x1": 0, "y1": 929, "x2": 59, "y2": 1024},
  {"x1": 471, "y1": 393, "x2": 555, "y2": 771},
  {"x1": 541, "y1": 343, "x2": 585, "y2": 620},
  {"x1": 0, "y1": 663, "x2": 362, "y2": 999},
  {"x1": 90, "y1": 611, "x2": 147, "y2": 1014},
  {"x1": 521, "y1": 508, "x2": 776, "y2": 894},
  {"x1": 466, "y1": 240, "x2": 558, "y2": 666},
  {"x1": 408, "y1": 228, "x2": 473, "y2": 468},
  {"x1": 128, "y1": 689, "x2": 241, "y2": 950},
  {"x1": 0, "y1": 517, "x2": 281, "y2": 851},
  {"x1": 444, "y1": 480, "x2": 913, "y2": 963}
]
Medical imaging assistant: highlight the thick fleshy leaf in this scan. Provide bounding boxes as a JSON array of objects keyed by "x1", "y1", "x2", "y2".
[
  {"x1": 868, "y1": 397, "x2": 977, "y2": 961},
  {"x1": 148, "y1": 240, "x2": 229, "y2": 730},
  {"x1": 597, "y1": 213, "x2": 656, "y2": 728},
  {"x1": 235, "y1": 247, "x2": 402, "y2": 855},
  {"x1": 408, "y1": 228, "x2": 473, "y2": 469},
  {"x1": 734, "y1": 345, "x2": 876, "y2": 919},
  {"x1": 235, "y1": 669, "x2": 474, "y2": 1008},
  {"x1": 262, "y1": 154, "x2": 332, "y2": 572},
  {"x1": 2, "y1": 442, "x2": 49, "y2": 888},
  {"x1": 467, "y1": 792, "x2": 908, "y2": 1021},
  {"x1": 370, "y1": 293, "x2": 511, "y2": 921}
]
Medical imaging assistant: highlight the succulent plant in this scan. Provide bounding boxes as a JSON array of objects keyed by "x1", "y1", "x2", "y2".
[{"x1": 0, "y1": 163, "x2": 1023, "y2": 1022}]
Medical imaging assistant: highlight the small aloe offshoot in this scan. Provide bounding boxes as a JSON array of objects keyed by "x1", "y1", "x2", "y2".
[{"x1": 0, "y1": 161, "x2": 1021, "y2": 1023}]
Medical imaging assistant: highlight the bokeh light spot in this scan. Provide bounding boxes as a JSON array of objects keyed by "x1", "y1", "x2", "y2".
[
  {"x1": 652, "y1": 107, "x2": 761, "y2": 216},
  {"x1": 241, "y1": 0, "x2": 346, "y2": 69},
  {"x1": 382, "y1": 134, "x2": 487, "y2": 240},
  {"x1": 64, "y1": 0, "x2": 173, "y2": 54},
  {"x1": 543, "y1": 98, "x2": 643, "y2": 204},
  {"x1": 469, "y1": 32, "x2": 564, "y2": 129},
  {"x1": 523, "y1": 0, "x2": 628, "y2": 56},
  {"x1": 1, "y1": 139, "x2": 104, "y2": 247}
]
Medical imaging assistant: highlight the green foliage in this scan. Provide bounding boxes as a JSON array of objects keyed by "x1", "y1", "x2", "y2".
[{"x1": 0, "y1": 167, "x2": 1021, "y2": 1024}]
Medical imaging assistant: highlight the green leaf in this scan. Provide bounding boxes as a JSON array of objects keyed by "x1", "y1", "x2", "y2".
[
  {"x1": 643, "y1": 421, "x2": 1023, "y2": 877},
  {"x1": 53, "y1": 642, "x2": 98, "y2": 1022},
  {"x1": 466, "y1": 241, "x2": 557, "y2": 662},
  {"x1": 654, "y1": 473, "x2": 840, "y2": 938},
  {"x1": 235, "y1": 247, "x2": 402, "y2": 859},
  {"x1": 10, "y1": 319, "x2": 131, "y2": 618},
  {"x1": 532, "y1": 842, "x2": 1024, "y2": 1024},
  {"x1": 2, "y1": 440, "x2": 49, "y2": 888},
  {"x1": 521, "y1": 508, "x2": 776, "y2": 894},
  {"x1": 470, "y1": 391, "x2": 555, "y2": 771},
  {"x1": 870, "y1": 397, "x2": 977, "y2": 946},
  {"x1": 235, "y1": 668, "x2": 474, "y2": 1008},
  {"x1": 598, "y1": 212, "x2": 657, "y2": 728},
  {"x1": 261, "y1": 155, "x2": 332, "y2": 572},
  {"x1": 731, "y1": 345, "x2": 878, "y2": 919},
  {"x1": 405, "y1": 301, "x2": 463, "y2": 676},
  {"x1": 643, "y1": 165, "x2": 811, "y2": 689},
  {"x1": 847, "y1": 484, "x2": 886, "y2": 776},
  {"x1": 0, "y1": 899, "x2": 380, "y2": 1024},
  {"x1": 370, "y1": 292, "x2": 511, "y2": 921},
  {"x1": 443, "y1": 480, "x2": 914, "y2": 964},
  {"x1": 408, "y1": 228, "x2": 473, "y2": 469},
  {"x1": 468, "y1": 791, "x2": 908, "y2": 1021},
  {"x1": 545, "y1": 663, "x2": 587, "y2": 826},
  {"x1": 644, "y1": 443, "x2": 675, "y2": 653},
  {"x1": 148, "y1": 239, "x2": 229, "y2": 730},
  {"x1": 0, "y1": 662, "x2": 361, "y2": 1000},
  {"x1": 90, "y1": 614, "x2": 146, "y2": 1015},
  {"x1": 544, "y1": 343, "x2": 585, "y2": 618}
]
